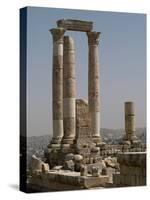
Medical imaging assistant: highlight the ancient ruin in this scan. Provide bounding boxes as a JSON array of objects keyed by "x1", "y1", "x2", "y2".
[{"x1": 28, "y1": 19, "x2": 146, "y2": 192}]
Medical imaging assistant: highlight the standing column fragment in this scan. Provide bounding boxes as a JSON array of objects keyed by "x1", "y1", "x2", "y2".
[
  {"x1": 62, "y1": 36, "x2": 76, "y2": 145},
  {"x1": 125, "y1": 102, "x2": 137, "y2": 141},
  {"x1": 87, "y1": 31, "x2": 101, "y2": 144},
  {"x1": 50, "y1": 28, "x2": 65, "y2": 146}
]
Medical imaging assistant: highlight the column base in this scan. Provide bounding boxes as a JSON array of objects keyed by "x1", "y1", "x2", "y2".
[
  {"x1": 47, "y1": 137, "x2": 62, "y2": 148},
  {"x1": 122, "y1": 135, "x2": 142, "y2": 147},
  {"x1": 61, "y1": 137, "x2": 75, "y2": 145},
  {"x1": 125, "y1": 134, "x2": 138, "y2": 142}
]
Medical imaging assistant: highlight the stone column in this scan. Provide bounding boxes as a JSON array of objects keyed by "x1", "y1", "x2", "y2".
[
  {"x1": 87, "y1": 31, "x2": 101, "y2": 144},
  {"x1": 50, "y1": 28, "x2": 65, "y2": 146},
  {"x1": 62, "y1": 36, "x2": 76, "y2": 145},
  {"x1": 125, "y1": 102, "x2": 137, "y2": 141}
]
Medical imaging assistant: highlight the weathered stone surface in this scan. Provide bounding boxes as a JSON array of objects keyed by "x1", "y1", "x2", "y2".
[
  {"x1": 42, "y1": 163, "x2": 49, "y2": 173},
  {"x1": 91, "y1": 166, "x2": 100, "y2": 177},
  {"x1": 63, "y1": 79, "x2": 76, "y2": 97},
  {"x1": 50, "y1": 28, "x2": 65, "y2": 42},
  {"x1": 57, "y1": 19, "x2": 93, "y2": 32},
  {"x1": 29, "y1": 170, "x2": 109, "y2": 191},
  {"x1": 104, "y1": 157, "x2": 118, "y2": 169},
  {"x1": 91, "y1": 146, "x2": 100, "y2": 153},
  {"x1": 63, "y1": 118, "x2": 76, "y2": 138},
  {"x1": 75, "y1": 98, "x2": 96, "y2": 158},
  {"x1": 76, "y1": 99, "x2": 89, "y2": 129},
  {"x1": 74, "y1": 154, "x2": 83, "y2": 162},
  {"x1": 74, "y1": 162, "x2": 82, "y2": 172},
  {"x1": 29, "y1": 155, "x2": 42, "y2": 173},
  {"x1": 113, "y1": 152, "x2": 146, "y2": 186},
  {"x1": 101, "y1": 167, "x2": 107, "y2": 175},
  {"x1": 52, "y1": 165, "x2": 63, "y2": 170},
  {"x1": 64, "y1": 160, "x2": 75, "y2": 171},
  {"x1": 118, "y1": 152, "x2": 146, "y2": 167},
  {"x1": 87, "y1": 31, "x2": 101, "y2": 143},
  {"x1": 80, "y1": 165, "x2": 87, "y2": 176},
  {"x1": 29, "y1": 155, "x2": 50, "y2": 174},
  {"x1": 62, "y1": 36, "x2": 76, "y2": 145},
  {"x1": 50, "y1": 28, "x2": 65, "y2": 145},
  {"x1": 65, "y1": 153, "x2": 74, "y2": 161},
  {"x1": 124, "y1": 102, "x2": 137, "y2": 142}
]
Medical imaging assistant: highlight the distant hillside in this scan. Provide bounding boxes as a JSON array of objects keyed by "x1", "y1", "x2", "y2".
[{"x1": 26, "y1": 128, "x2": 146, "y2": 168}]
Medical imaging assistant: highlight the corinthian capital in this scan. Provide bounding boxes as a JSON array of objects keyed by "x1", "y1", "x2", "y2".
[
  {"x1": 50, "y1": 28, "x2": 65, "y2": 42},
  {"x1": 87, "y1": 31, "x2": 101, "y2": 45}
]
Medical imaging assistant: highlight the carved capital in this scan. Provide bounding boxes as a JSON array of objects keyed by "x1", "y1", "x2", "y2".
[
  {"x1": 87, "y1": 31, "x2": 101, "y2": 45},
  {"x1": 50, "y1": 28, "x2": 65, "y2": 43}
]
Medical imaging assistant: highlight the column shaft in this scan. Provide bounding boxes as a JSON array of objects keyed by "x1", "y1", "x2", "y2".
[
  {"x1": 125, "y1": 102, "x2": 137, "y2": 141},
  {"x1": 87, "y1": 31, "x2": 101, "y2": 144},
  {"x1": 50, "y1": 28, "x2": 65, "y2": 145},
  {"x1": 62, "y1": 36, "x2": 76, "y2": 145}
]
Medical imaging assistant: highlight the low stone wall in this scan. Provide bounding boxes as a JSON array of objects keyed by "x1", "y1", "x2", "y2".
[
  {"x1": 28, "y1": 170, "x2": 109, "y2": 191},
  {"x1": 113, "y1": 152, "x2": 146, "y2": 187},
  {"x1": 100, "y1": 144, "x2": 146, "y2": 157}
]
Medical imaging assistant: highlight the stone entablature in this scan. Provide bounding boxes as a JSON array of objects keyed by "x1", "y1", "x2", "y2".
[{"x1": 57, "y1": 19, "x2": 93, "y2": 32}]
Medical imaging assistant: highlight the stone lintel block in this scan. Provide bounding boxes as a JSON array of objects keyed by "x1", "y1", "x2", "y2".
[{"x1": 57, "y1": 19, "x2": 93, "y2": 32}]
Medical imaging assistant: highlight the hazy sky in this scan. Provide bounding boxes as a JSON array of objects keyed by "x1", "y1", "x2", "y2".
[{"x1": 26, "y1": 7, "x2": 146, "y2": 136}]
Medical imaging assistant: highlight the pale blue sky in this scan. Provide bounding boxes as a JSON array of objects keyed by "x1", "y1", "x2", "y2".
[{"x1": 26, "y1": 7, "x2": 146, "y2": 136}]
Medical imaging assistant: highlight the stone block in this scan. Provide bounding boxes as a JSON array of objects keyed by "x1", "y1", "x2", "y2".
[
  {"x1": 91, "y1": 166, "x2": 100, "y2": 177},
  {"x1": 30, "y1": 155, "x2": 43, "y2": 173},
  {"x1": 64, "y1": 160, "x2": 75, "y2": 171},
  {"x1": 76, "y1": 99, "x2": 89, "y2": 128},
  {"x1": 57, "y1": 19, "x2": 93, "y2": 32},
  {"x1": 80, "y1": 165, "x2": 87, "y2": 176},
  {"x1": 65, "y1": 153, "x2": 74, "y2": 161},
  {"x1": 74, "y1": 154, "x2": 83, "y2": 162},
  {"x1": 42, "y1": 163, "x2": 49, "y2": 173},
  {"x1": 101, "y1": 167, "x2": 107, "y2": 175}
]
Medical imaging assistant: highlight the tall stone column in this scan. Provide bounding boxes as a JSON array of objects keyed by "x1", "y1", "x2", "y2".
[
  {"x1": 50, "y1": 28, "x2": 65, "y2": 146},
  {"x1": 87, "y1": 31, "x2": 101, "y2": 144},
  {"x1": 62, "y1": 36, "x2": 76, "y2": 145},
  {"x1": 125, "y1": 102, "x2": 137, "y2": 141}
]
